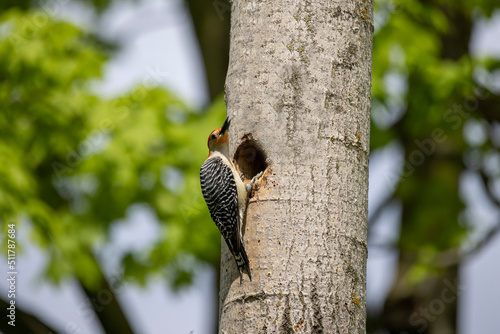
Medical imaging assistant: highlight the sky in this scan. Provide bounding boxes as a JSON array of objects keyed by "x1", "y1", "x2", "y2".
[{"x1": 1, "y1": 1, "x2": 499, "y2": 333}]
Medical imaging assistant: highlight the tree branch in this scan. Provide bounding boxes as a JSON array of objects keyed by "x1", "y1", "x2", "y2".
[
  {"x1": 78, "y1": 251, "x2": 135, "y2": 334},
  {"x1": 430, "y1": 171, "x2": 500, "y2": 267},
  {"x1": 368, "y1": 194, "x2": 394, "y2": 229},
  {"x1": 0, "y1": 298, "x2": 59, "y2": 334},
  {"x1": 463, "y1": 171, "x2": 500, "y2": 258},
  {"x1": 477, "y1": 91, "x2": 500, "y2": 123}
]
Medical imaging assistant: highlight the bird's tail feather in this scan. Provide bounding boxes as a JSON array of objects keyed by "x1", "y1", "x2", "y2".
[{"x1": 234, "y1": 246, "x2": 252, "y2": 281}]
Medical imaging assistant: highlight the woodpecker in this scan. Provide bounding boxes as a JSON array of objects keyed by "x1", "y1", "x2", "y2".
[{"x1": 200, "y1": 117, "x2": 261, "y2": 282}]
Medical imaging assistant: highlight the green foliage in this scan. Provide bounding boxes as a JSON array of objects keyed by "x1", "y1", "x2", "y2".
[
  {"x1": 0, "y1": 0, "x2": 121, "y2": 13},
  {"x1": 371, "y1": 0, "x2": 500, "y2": 277},
  {"x1": 0, "y1": 9, "x2": 225, "y2": 289}
]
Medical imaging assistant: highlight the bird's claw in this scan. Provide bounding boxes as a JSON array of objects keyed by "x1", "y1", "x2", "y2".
[
  {"x1": 250, "y1": 171, "x2": 264, "y2": 185},
  {"x1": 246, "y1": 171, "x2": 264, "y2": 193}
]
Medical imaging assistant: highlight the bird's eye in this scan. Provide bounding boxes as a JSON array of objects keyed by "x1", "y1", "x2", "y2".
[{"x1": 210, "y1": 134, "x2": 216, "y2": 140}]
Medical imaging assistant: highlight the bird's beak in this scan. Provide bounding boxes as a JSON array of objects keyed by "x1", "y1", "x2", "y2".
[{"x1": 220, "y1": 117, "x2": 230, "y2": 135}]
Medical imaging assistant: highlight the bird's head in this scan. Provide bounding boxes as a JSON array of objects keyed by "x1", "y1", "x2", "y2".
[{"x1": 207, "y1": 117, "x2": 230, "y2": 155}]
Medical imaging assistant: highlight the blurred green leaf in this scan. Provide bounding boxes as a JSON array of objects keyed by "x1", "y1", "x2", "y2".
[{"x1": 0, "y1": 9, "x2": 226, "y2": 290}]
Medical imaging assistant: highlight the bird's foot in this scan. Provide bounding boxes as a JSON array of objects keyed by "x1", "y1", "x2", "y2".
[
  {"x1": 250, "y1": 171, "x2": 264, "y2": 186},
  {"x1": 245, "y1": 171, "x2": 264, "y2": 192}
]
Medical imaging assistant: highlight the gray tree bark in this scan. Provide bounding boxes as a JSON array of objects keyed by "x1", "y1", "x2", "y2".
[{"x1": 220, "y1": 1, "x2": 373, "y2": 333}]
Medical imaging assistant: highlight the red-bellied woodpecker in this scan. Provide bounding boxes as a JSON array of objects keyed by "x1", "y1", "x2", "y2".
[{"x1": 200, "y1": 117, "x2": 261, "y2": 282}]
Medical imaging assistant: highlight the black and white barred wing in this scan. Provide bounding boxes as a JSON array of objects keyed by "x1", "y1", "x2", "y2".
[{"x1": 200, "y1": 157, "x2": 241, "y2": 253}]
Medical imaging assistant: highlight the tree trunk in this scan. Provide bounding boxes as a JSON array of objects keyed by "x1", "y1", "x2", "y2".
[
  {"x1": 219, "y1": 1, "x2": 373, "y2": 332},
  {"x1": 185, "y1": 0, "x2": 231, "y2": 102}
]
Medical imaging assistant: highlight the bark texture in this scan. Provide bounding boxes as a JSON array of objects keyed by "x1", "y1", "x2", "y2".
[{"x1": 220, "y1": 1, "x2": 373, "y2": 333}]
